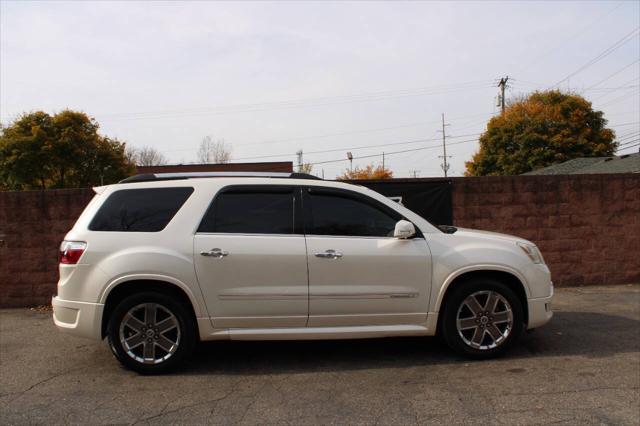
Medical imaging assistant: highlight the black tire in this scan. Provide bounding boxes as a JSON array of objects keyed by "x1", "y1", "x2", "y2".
[
  {"x1": 440, "y1": 279, "x2": 524, "y2": 359},
  {"x1": 107, "y1": 291, "x2": 196, "y2": 374}
]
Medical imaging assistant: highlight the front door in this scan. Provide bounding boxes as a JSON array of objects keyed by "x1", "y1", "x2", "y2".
[
  {"x1": 194, "y1": 185, "x2": 308, "y2": 328},
  {"x1": 303, "y1": 187, "x2": 431, "y2": 327}
]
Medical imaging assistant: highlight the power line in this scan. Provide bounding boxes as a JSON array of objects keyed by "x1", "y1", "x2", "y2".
[
  {"x1": 598, "y1": 89, "x2": 640, "y2": 107},
  {"x1": 607, "y1": 111, "x2": 640, "y2": 117},
  {"x1": 591, "y1": 77, "x2": 640, "y2": 102},
  {"x1": 231, "y1": 111, "x2": 495, "y2": 148},
  {"x1": 156, "y1": 110, "x2": 495, "y2": 155},
  {"x1": 307, "y1": 138, "x2": 479, "y2": 167},
  {"x1": 510, "y1": 78, "x2": 547, "y2": 88},
  {"x1": 521, "y1": 1, "x2": 625, "y2": 71},
  {"x1": 618, "y1": 136, "x2": 640, "y2": 146},
  {"x1": 586, "y1": 84, "x2": 639, "y2": 92},
  {"x1": 617, "y1": 141, "x2": 639, "y2": 151},
  {"x1": 228, "y1": 132, "x2": 482, "y2": 162},
  {"x1": 94, "y1": 80, "x2": 497, "y2": 122},
  {"x1": 610, "y1": 121, "x2": 640, "y2": 127},
  {"x1": 553, "y1": 26, "x2": 640, "y2": 88},
  {"x1": 584, "y1": 58, "x2": 640, "y2": 91},
  {"x1": 616, "y1": 131, "x2": 640, "y2": 142}
]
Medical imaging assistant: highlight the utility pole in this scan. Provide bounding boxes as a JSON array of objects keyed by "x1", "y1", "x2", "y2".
[
  {"x1": 296, "y1": 150, "x2": 303, "y2": 172},
  {"x1": 409, "y1": 170, "x2": 420, "y2": 178},
  {"x1": 438, "y1": 113, "x2": 451, "y2": 177},
  {"x1": 347, "y1": 152, "x2": 353, "y2": 171},
  {"x1": 382, "y1": 152, "x2": 385, "y2": 170},
  {"x1": 497, "y1": 76, "x2": 509, "y2": 114}
]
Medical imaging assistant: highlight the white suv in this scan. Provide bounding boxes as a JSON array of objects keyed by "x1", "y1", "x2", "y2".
[{"x1": 52, "y1": 172, "x2": 553, "y2": 373}]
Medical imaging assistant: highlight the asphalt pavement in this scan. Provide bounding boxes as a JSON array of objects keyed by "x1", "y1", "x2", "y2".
[{"x1": 1, "y1": 285, "x2": 639, "y2": 425}]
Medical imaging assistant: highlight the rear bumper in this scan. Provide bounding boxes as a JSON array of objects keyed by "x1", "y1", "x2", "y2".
[
  {"x1": 52, "y1": 296, "x2": 104, "y2": 340},
  {"x1": 527, "y1": 283, "x2": 554, "y2": 329}
]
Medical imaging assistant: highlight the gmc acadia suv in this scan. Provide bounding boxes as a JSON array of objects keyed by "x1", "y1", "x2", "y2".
[{"x1": 52, "y1": 172, "x2": 553, "y2": 373}]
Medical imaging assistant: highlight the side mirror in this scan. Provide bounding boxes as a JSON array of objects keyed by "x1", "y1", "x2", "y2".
[{"x1": 394, "y1": 220, "x2": 416, "y2": 239}]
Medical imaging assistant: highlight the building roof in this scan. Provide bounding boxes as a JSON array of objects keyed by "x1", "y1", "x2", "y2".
[
  {"x1": 135, "y1": 161, "x2": 293, "y2": 175},
  {"x1": 524, "y1": 153, "x2": 640, "y2": 175}
]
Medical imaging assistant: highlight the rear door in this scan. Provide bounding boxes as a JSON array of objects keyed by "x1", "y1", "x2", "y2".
[
  {"x1": 303, "y1": 187, "x2": 431, "y2": 327},
  {"x1": 194, "y1": 185, "x2": 308, "y2": 328}
]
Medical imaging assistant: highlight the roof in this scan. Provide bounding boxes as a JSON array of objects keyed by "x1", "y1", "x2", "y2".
[
  {"x1": 120, "y1": 172, "x2": 320, "y2": 183},
  {"x1": 524, "y1": 153, "x2": 640, "y2": 175},
  {"x1": 135, "y1": 161, "x2": 293, "y2": 175}
]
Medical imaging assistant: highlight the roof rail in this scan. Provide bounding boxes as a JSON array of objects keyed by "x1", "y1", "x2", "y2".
[{"x1": 119, "y1": 171, "x2": 322, "y2": 184}]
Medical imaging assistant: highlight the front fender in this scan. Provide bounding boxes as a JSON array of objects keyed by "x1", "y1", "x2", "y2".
[
  {"x1": 431, "y1": 263, "x2": 531, "y2": 313},
  {"x1": 426, "y1": 233, "x2": 534, "y2": 313}
]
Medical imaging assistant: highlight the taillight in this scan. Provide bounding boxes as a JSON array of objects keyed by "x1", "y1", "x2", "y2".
[{"x1": 59, "y1": 241, "x2": 87, "y2": 264}]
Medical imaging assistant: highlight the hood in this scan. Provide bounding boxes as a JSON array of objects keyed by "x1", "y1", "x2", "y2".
[{"x1": 453, "y1": 227, "x2": 534, "y2": 245}]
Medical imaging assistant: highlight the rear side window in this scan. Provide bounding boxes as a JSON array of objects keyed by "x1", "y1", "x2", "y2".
[
  {"x1": 89, "y1": 187, "x2": 194, "y2": 232},
  {"x1": 198, "y1": 187, "x2": 295, "y2": 234}
]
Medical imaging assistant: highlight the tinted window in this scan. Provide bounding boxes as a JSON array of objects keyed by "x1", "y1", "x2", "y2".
[
  {"x1": 308, "y1": 192, "x2": 400, "y2": 237},
  {"x1": 198, "y1": 188, "x2": 294, "y2": 234},
  {"x1": 89, "y1": 187, "x2": 193, "y2": 232}
]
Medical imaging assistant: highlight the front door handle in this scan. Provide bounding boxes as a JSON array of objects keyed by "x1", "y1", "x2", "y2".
[
  {"x1": 200, "y1": 248, "x2": 229, "y2": 258},
  {"x1": 315, "y1": 249, "x2": 343, "y2": 259}
]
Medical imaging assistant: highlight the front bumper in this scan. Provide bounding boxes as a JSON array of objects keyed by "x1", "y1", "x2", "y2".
[
  {"x1": 52, "y1": 296, "x2": 104, "y2": 340},
  {"x1": 526, "y1": 283, "x2": 554, "y2": 329}
]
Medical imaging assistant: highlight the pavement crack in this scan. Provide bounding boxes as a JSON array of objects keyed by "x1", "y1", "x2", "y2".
[
  {"x1": 4, "y1": 366, "x2": 85, "y2": 404},
  {"x1": 132, "y1": 382, "x2": 241, "y2": 425}
]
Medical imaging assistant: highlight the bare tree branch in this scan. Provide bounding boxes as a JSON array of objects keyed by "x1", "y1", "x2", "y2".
[
  {"x1": 134, "y1": 146, "x2": 167, "y2": 166},
  {"x1": 197, "y1": 136, "x2": 232, "y2": 164}
]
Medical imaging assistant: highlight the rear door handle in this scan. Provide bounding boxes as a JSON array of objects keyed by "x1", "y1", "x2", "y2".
[
  {"x1": 315, "y1": 249, "x2": 343, "y2": 259},
  {"x1": 200, "y1": 248, "x2": 229, "y2": 258}
]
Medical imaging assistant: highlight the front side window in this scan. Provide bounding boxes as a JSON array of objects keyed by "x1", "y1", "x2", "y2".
[
  {"x1": 198, "y1": 187, "x2": 295, "y2": 234},
  {"x1": 89, "y1": 187, "x2": 194, "y2": 232},
  {"x1": 307, "y1": 191, "x2": 400, "y2": 237}
]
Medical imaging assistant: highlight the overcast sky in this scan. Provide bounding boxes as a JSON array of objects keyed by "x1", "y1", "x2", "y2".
[{"x1": 1, "y1": 1, "x2": 639, "y2": 178}]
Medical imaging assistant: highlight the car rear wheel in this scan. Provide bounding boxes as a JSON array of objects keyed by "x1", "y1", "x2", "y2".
[
  {"x1": 107, "y1": 292, "x2": 195, "y2": 374},
  {"x1": 441, "y1": 279, "x2": 524, "y2": 359}
]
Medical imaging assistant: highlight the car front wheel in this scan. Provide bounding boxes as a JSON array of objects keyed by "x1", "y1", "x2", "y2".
[
  {"x1": 441, "y1": 279, "x2": 524, "y2": 359},
  {"x1": 107, "y1": 292, "x2": 195, "y2": 374}
]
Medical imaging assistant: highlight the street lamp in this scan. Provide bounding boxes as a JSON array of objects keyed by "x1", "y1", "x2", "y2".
[{"x1": 347, "y1": 152, "x2": 353, "y2": 171}]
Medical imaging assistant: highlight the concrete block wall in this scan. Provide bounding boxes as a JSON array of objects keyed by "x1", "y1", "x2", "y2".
[
  {"x1": 0, "y1": 189, "x2": 94, "y2": 307},
  {"x1": 0, "y1": 174, "x2": 638, "y2": 307},
  {"x1": 451, "y1": 174, "x2": 640, "y2": 287}
]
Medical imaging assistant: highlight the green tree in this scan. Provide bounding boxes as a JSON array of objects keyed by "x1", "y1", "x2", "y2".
[
  {"x1": 0, "y1": 112, "x2": 54, "y2": 189},
  {"x1": 465, "y1": 90, "x2": 616, "y2": 176},
  {"x1": 0, "y1": 110, "x2": 133, "y2": 190}
]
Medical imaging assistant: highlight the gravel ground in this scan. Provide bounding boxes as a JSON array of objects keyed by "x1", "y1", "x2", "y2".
[{"x1": 1, "y1": 284, "x2": 639, "y2": 425}]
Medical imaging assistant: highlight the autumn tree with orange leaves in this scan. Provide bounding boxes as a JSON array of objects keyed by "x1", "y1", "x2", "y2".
[
  {"x1": 465, "y1": 90, "x2": 616, "y2": 176},
  {"x1": 337, "y1": 163, "x2": 393, "y2": 180}
]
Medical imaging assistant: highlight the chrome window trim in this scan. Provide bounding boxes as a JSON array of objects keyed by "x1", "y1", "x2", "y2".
[
  {"x1": 195, "y1": 232, "x2": 305, "y2": 237},
  {"x1": 195, "y1": 232, "x2": 425, "y2": 240}
]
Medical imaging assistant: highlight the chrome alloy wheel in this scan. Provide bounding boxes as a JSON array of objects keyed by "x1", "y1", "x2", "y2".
[
  {"x1": 119, "y1": 303, "x2": 181, "y2": 365},
  {"x1": 456, "y1": 290, "x2": 514, "y2": 350}
]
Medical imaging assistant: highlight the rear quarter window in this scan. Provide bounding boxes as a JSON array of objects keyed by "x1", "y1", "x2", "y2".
[{"x1": 89, "y1": 187, "x2": 194, "y2": 232}]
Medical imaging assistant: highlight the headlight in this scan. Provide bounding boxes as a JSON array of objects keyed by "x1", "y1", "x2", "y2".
[{"x1": 517, "y1": 242, "x2": 545, "y2": 264}]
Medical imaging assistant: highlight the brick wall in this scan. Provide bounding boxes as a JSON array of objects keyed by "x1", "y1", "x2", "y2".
[
  {"x1": 0, "y1": 174, "x2": 638, "y2": 307},
  {"x1": 451, "y1": 174, "x2": 640, "y2": 287}
]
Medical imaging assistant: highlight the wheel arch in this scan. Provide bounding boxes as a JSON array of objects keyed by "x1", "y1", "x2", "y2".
[
  {"x1": 101, "y1": 279, "x2": 200, "y2": 339},
  {"x1": 435, "y1": 268, "x2": 529, "y2": 331}
]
